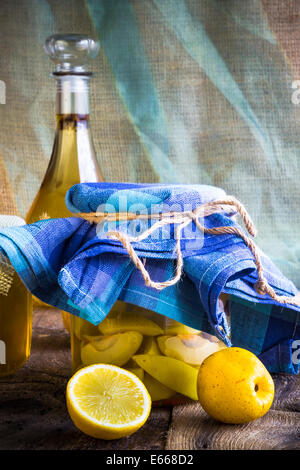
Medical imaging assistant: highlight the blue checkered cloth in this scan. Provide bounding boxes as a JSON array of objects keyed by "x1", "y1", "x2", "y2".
[{"x1": 0, "y1": 182, "x2": 300, "y2": 374}]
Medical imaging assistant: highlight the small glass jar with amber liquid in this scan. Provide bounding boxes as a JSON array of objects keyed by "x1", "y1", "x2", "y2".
[
  {"x1": 0, "y1": 216, "x2": 32, "y2": 376},
  {"x1": 70, "y1": 300, "x2": 227, "y2": 405}
]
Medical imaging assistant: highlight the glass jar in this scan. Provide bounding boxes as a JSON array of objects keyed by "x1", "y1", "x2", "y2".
[
  {"x1": 0, "y1": 217, "x2": 32, "y2": 376},
  {"x1": 70, "y1": 300, "x2": 227, "y2": 404}
]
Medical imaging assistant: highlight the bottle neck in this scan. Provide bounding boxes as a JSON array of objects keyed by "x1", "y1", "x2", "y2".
[
  {"x1": 54, "y1": 74, "x2": 91, "y2": 115},
  {"x1": 26, "y1": 73, "x2": 103, "y2": 224}
]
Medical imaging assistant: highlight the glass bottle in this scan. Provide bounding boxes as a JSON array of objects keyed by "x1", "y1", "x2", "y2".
[
  {"x1": 0, "y1": 216, "x2": 32, "y2": 376},
  {"x1": 26, "y1": 34, "x2": 103, "y2": 223},
  {"x1": 25, "y1": 35, "x2": 103, "y2": 319},
  {"x1": 70, "y1": 301, "x2": 227, "y2": 405}
]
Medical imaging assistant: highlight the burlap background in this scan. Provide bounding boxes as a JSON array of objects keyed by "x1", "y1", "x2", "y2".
[{"x1": 0, "y1": 0, "x2": 300, "y2": 286}]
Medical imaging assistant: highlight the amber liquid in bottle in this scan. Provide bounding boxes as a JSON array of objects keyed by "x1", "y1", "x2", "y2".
[
  {"x1": 26, "y1": 112, "x2": 103, "y2": 223},
  {"x1": 0, "y1": 217, "x2": 32, "y2": 376},
  {"x1": 0, "y1": 271, "x2": 32, "y2": 376}
]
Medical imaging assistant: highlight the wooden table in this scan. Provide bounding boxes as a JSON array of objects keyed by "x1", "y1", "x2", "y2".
[{"x1": 0, "y1": 307, "x2": 300, "y2": 450}]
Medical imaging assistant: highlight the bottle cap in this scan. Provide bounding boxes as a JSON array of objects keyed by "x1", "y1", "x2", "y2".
[{"x1": 44, "y1": 34, "x2": 100, "y2": 74}]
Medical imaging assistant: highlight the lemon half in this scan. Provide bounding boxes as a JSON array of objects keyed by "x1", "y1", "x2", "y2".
[{"x1": 66, "y1": 364, "x2": 151, "y2": 440}]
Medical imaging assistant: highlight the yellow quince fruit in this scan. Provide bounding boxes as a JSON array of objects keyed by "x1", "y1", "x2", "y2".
[{"x1": 197, "y1": 347, "x2": 275, "y2": 424}]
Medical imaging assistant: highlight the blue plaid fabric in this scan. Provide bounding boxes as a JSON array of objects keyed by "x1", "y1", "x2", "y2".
[{"x1": 1, "y1": 182, "x2": 300, "y2": 374}]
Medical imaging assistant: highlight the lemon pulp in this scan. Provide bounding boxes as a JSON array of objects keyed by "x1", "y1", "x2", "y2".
[{"x1": 67, "y1": 364, "x2": 151, "y2": 439}]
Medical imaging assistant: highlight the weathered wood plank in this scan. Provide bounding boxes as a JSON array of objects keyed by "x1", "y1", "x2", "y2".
[
  {"x1": 166, "y1": 374, "x2": 300, "y2": 450},
  {"x1": 2, "y1": 307, "x2": 299, "y2": 450},
  {"x1": 0, "y1": 308, "x2": 171, "y2": 450}
]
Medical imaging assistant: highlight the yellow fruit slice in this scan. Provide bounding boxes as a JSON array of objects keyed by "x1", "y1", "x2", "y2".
[
  {"x1": 66, "y1": 364, "x2": 151, "y2": 439},
  {"x1": 157, "y1": 335, "x2": 172, "y2": 355},
  {"x1": 98, "y1": 313, "x2": 163, "y2": 336},
  {"x1": 81, "y1": 332, "x2": 143, "y2": 367},
  {"x1": 133, "y1": 354, "x2": 198, "y2": 400},
  {"x1": 157, "y1": 334, "x2": 226, "y2": 365},
  {"x1": 84, "y1": 334, "x2": 118, "y2": 351},
  {"x1": 126, "y1": 367, "x2": 145, "y2": 381},
  {"x1": 143, "y1": 373, "x2": 176, "y2": 401},
  {"x1": 163, "y1": 319, "x2": 199, "y2": 335},
  {"x1": 138, "y1": 336, "x2": 161, "y2": 355}
]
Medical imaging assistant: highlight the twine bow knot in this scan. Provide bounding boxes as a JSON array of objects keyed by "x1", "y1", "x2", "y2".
[{"x1": 78, "y1": 195, "x2": 300, "y2": 307}]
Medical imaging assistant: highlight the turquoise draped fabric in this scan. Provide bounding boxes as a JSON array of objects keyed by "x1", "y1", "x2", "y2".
[{"x1": 87, "y1": 0, "x2": 300, "y2": 288}]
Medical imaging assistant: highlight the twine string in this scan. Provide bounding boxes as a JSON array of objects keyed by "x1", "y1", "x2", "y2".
[{"x1": 78, "y1": 195, "x2": 300, "y2": 307}]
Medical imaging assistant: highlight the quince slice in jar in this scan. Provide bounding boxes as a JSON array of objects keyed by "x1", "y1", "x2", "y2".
[
  {"x1": 138, "y1": 336, "x2": 161, "y2": 355},
  {"x1": 81, "y1": 332, "x2": 143, "y2": 367},
  {"x1": 143, "y1": 373, "x2": 175, "y2": 401},
  {"x1": 163, "y1": 319, "x2": 199, "y2": 335},
  {"x1": 133, "y1": 354, "x2": 198, "y2": 400},
  {"x1": 125, "y1": 367, "x2": 145, "y2": 381},
  {"x1": 98, "y1": 313, "x2": 163, "y2": 336},
  {"x1": 157, "y1": 333, "x2": 226, "y2": 366}
]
